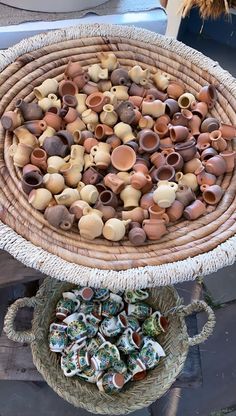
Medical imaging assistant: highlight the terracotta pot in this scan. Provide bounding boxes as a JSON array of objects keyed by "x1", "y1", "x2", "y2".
[
  {"x1": 205, "y1": 155, "x2": 227, "y2": 176},
  {"x1": 166, "y1": 152, "x2": 184, "y2": 171},
  {"x1": 129, "y1": 96, "x2": 143, "y2": 109},
  {"x1": 83, "y1": 137, "x2": 99, "y2": 153},
  {"x1": 169, "y1": 125, "x2": 189, "y2": 143},
  {"x1": 153, "y1": 120, "x2": 169, "y2": 138},
  {"x1": 95, "y1": 124, "x2": 114, "y2": 140},
  {"x1": 58, "y1": 80, "x2": 78, "y2": 97},
  {"x1": 197, "y1": 132, "x2": 211, "y2": 151},
  {"x1": 43, "y1": 110, "x2": 62, "y2": 131},
  {"x1": 15, "y1": 99, "x2": 43, "y2": 121},
  {"x1": 145, "y1": 88, "x2": 167, "y2": 102},
  {"x1": 62, "y1": 107, "x2": 78, "y2": 124},
  {"x1": 142, "y1": 218, "x2": 167, "y2": 240},
  {"x1": 129, "y1": 83, "x2": 146, "y2": 98},
  {"x1": 128, "y1": 225, "x2": 146, "y2": 245},
  {"x1": 184, "y1": 157, "x2": 202, "y2": 174},
  {"x1": 116, "y1": 101, "x2": 136, "y2": 124},
  {"x1": 21, "y1": 171, "x2": 43, "y2": 195},
  {"x1": 183, "y1": 200, "x2": 206, "y2": 220},
  {"x1": 106, "y1": 135, "x2": 122, "y2": 150},
  {"x1": 44, "y1": 205, "x2": 74, "y2": 230},
  {"x1": 195, "y1": 166, "x2": 216, "y2": 186},
  {"x1": 43, "y1": 136, "x2": 69, "y2": 158},
  {"x1": 82, "y1": 167, "x2": 103, "y2": 185},
  {"x1": 98, "y1": 190, "x2": 118, "y2": 208},
  {"x1": 138, "y1": 129, "x2": 160, "y2": 153},
  {"x1": 85, "y1": 92, "x2": 109, "y2": 113},
  {"x1": 64, "y1": 59, "x2": 84, "y2": 79},
  {"x1": 24, "y1": 120, "x2": 47, "y2": 136},
  {"x1": 188, "y1": 115, "x2": 201, "y2": 137},
  {"x1": 122, "y1": 207, "x2": 148, "y2": 223},
  {"x1": 174, "y1": 138, "x2": 197, "y2": 162},
  {"x1": 154, "y1": 165, "x2": 175, "y2": 182},
  {"x1": 111, "y1": 145, "x2": 136, "y2": 171},
  {"x1": 191, "y1": 101, "x2": 208, "y2": 119},
  {"x1": 201, "y1": 117, "x2": 220, "y2": 133},
  {"x1": 130, "y1": 171, "x2": 151, "y2": 190},
  {"x1": 167, "y1": 79, "x2": 185, "y2": 100},
  {"x1": 166, "y1": 200, "x2": 184, "y2": 222},
  {"x1": 73, "y1": 73, "x2": 90, "y2": 89},
  {"x1": 150, "y1": 152, "x2": 166, "y2": 169},
  {"x1": 220, "y1": 123, "x2": 236, "y2": 140},
  {"x1": 220, "y1": 150, "x2": 236, "y2": 173},
  {"x1": 111, "y1": 68, "x2": 131, "y2": 86},
  {"x1": 30, "y1": 148, "x2": 47, "y2": 171},
  {"x1": 197, "y1": 84, "x2": 217, "y2": 108},
  {"x1": 148, "y1": 205, "x2": 169, "y2": 223},
  {"x1": 175, "y1": 184, "x2": 196, "y2": 207},
  {"x1": 82, "y1": 82, "x2": 99, "y2": 96},
  {"x1": 171, "y1": 112, "x2": 189, "y2": 127},
  {"x1": 104, "y1": 173, "x2": 125, "y2": 194},
  {"x1": 159, "y1": 138, "x2": 173, "y2": 150},
  {"x1": 96, "y1": 182, "x2": 107, "y2": 194},
  {"x1": 200, "y1": 147, "x2": 218, "y2": 162},
  {"x1": 161, "y1": 147, "x2": 175, "y2": 158},
  {"x1": 120, "y1": 185, "x2": 141, "y2": 209},
  {"x1": 73, "y1": 129, "x2": 93, "y2": 145},
  {"x1": 210, "y1": 130, "x2": 227, "y2": 152},
  {"x1": 140, "y1": 192, "x2": 154, "y2": 210},
  {"x1": 1, "y1": 109, "x2": 22, "y2": 131},
  {"x1": 202, "y1": 184, "x2": 224, "y2": 205},
  {"x1": 69, "y1": 200, "x2": 90, "y2": 220}
]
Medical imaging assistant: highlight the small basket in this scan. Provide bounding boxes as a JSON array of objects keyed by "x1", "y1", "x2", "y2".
[{"x1": 4, "y1": 278, "x2": 215, "y2": 414}]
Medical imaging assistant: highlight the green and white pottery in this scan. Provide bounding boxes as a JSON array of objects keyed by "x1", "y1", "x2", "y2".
[
  {"x1": 127, "y1": 302, "x2": 152, "y2": 321},
  {"x1": 86, "y1": 332, "x2": 106, "y2": 356},
  {"x1": 126, "y1": 315, "x2": 141, "y2": 332},
  {"x1": 56, "y1": 298, "x2": 78, "y2": 320},
  {"x1": 49, "y1": 325, "x2": 68, "y2": 353},
  {"x1": 124, "y1": 289, "x2": 149, "y2": 304},
  {"x1": 97, "y1": 371, "x2": 125, "y2": 394},
  {"x1": 93, "y1": 288, "x2": 110, "y2": 301},
  {"x1": 116, "y1": 328, "x2": 142, "y2": 354},
  {"x1": 91, "y1": 341, "x2": 120, "y2": 371},
  {"x1": 139, "y1": 337, "x2": 166, "y2": 369},
  {"x1": 142, "y1": 311, "x2": 169, "y2": 339},
  {"x1": 126, "y1": 351, "x2": 146, "y2": 376},
  {"x1": 111, "y1": 358, "x2": 127, "y2": 375},
  {"x1": 63, "y1": 312, "x2": 87, "y2": 342},
  {"x1": 100, "y1": 312, "x2": 127, "y2": 337}
]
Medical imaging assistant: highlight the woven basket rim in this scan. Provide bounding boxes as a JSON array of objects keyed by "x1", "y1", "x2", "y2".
[{"x1": 0, "y1": 24, "x2": 236, "y2": 289}]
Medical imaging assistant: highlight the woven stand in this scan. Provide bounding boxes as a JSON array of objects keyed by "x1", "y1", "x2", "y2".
[
  {"x1": 3, "y1": 277, "x2": 215, "y2": 414},
  {"x1": 0, "y1": 24, "x2": 236, "y2": 289}
]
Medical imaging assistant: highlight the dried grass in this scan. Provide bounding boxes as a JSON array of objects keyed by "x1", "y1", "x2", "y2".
[{"x1": 181, "y1": 0, "x2": 236, "y2": 18}]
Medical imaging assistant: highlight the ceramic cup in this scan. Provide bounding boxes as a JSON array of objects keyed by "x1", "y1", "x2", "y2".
[
  {"x1": 91, "y1": 341, "x2": 120, "y2": 371},
  {"x1": 49, "y1": 323, "x2": 68, "y2": 353},
  {"x1": 93, "y1": 288, "x2": 110, "y2": 301},
  {"x1": 78, "y1": 367, "x2": 103, "y2": 384},
  {"x1": 78, "y1": 300, "x2": 95, "y2": 315},
  {"x1": 142, "y1": 311, "x2": 169, "y2": 339},
  {"x1": 102, "y1": 293, "x2": 124, "y2": 318},
  {"x1": 76, "y1": 287, "x2": 94, "y2": 301},
  {"x1": 61, "y1": 347, "x2": 91, "y2": 377},
  {"x1": 97, "y1": 371, "x2": 125, "y2": 394},
  {"x1": 100, "y1": 312, "x2": 128, "y2": 337},
  {"x1": 111, "y1": 358, "x2": 128, "y2": 375},
  {"x1": 126, "y1": 315, "x2": 141, "y2": 332},
  {"x1": 127, "y1": 302, "x2": 152, "y2": 321},
  {"x1": 139, "y1": 337, "x2": 166, "y2": 369},
  {"x1": 126, "y1": 351, "x2": 146, "y2": 376},
  {"x1": 63, "y1": 312, "x2": 88, "y2": 343},
  {"x1": 124, "y1": 289, "x2": 149, "y2": 304},
  {"x1": 116, "y1": 328, "x2": 142, "y2": 354},
  {"x1": 56, "y1": 298, "x2": 79, "y2": 320},
  {"x1": 86, "y1": 332, "x2": 106, "y2": 356}
]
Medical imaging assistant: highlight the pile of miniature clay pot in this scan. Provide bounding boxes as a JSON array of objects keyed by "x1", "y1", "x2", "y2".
[{"x1": 2, "y1": 52, "x2": 236, "y2": 244}]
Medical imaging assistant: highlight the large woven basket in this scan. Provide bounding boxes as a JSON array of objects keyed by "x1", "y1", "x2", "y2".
[
  {"x1": 4, "y1": 277, "x2": 215, "y2": 414},
  {"x1": 0, "y1": 24, "x2": 236, "y2": 290}
]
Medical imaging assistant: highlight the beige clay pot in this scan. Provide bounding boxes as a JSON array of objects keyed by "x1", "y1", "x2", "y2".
[
  {"x1": 103, "y1": 218, "x2": 130, "y2": 241},
  {"x1": 153, "y1": 181, "x2": 178, "y2": 208},
  {"x1": 178, "y1": 93, "x2": 195, "y2": 109},
  {"x1": 114, "y1": 122, "x2": 135, "y2": 144},
  {"x1": 78, "y1": 212, "x2": 104, "y2": 240},
  {"x1": 34, "y1": 78, "x2": 58, "y2": 100},
  {"x1": 128, "y1": 65, "x2": 150, "y2": 86},
  {"x1": 88, "y1": 64, "x2": 108, "y2": 83},
  {"x1": 69, "y1": 200, "x2": 90, "y2": 220},
  {"x1": 120, "y1": 185, "x2": 142, "y2": 209},
  {"x1": 176, "y1": 172, "x2": 198, "y2": 192},
  {"x1": 141, "y1": 100, "x2": 166, "y2": 118},
  {"x1": 9, "y1": 143, "x2": 33, "y2": 168},
  {"x1": 14, "y1": 126, "x2": 38, "y2": 148},
  {"x1": 47, "y1": 156, "x2": 66, "y2": 173},
  {"x1": 80, "y1": 184, "x2": 99, "y2": 205},
  {"x1": 60, "y1": 162, "x2": 82, "y2": 187},
  {"x1": 152, "y1": 72, "x2": 170, "y2": 91},
  {"x1": 97, "y1": 52, "x2": 118, "y2": 71},
  {"x1": 43, "y1": 173, "x2": 65, "y2": 194},
  {"x1": 28, "y1": 188, "x2": 52, "y2": 211},
  {"x1": 38, "y1": 126, "x2": 56, "y2": 147},
  {"x1": 54, "y1": 188, "x2": 80, "y2": 207},
  {"x1": 75, "y1": 93, "x2": 88, "y2": 114},
  {"x1": 121, "y1": 207, "x2": 148, "y2": 223},
  {"x1": 100, "y1": 104, "x2": 118, "y2": 127},
  {"x1": 110, "y1": 86, "x2": 129, "y2": 101}
]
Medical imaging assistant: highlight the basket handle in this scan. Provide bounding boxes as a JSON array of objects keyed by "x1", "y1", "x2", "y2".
[
  {"x1": 169, "y1": 300, "x2": 216, "y2": 346},
  {"x1": 4, "y1": 297, "x2": 37, "y2": 343}
]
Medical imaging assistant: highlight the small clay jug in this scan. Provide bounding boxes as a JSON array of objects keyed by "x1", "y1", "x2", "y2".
[
  {"x1": 150, "y1": 152, "x2": 166, "y2": 169},
  {"x1": 164, "y1": 98, "x2": 180, "y2": 117},
  {"x1": 43, "y1": 136, "x2": 69, "y2": 158},
  {"x1": 120, "y1": 185, "x2": 141, "y2": 209},
  {"x1": 166, "y1": 152, "x2": 184, "y2": 171},
  {"x1": 184, "y1": 158, "x2": 202, "y2": 174},
  {"x1": 95, "y1": 124, "x2": 114, "y2": 140},
  {"x1": 95, "y1": 203, "x2": 116, "y2": 222},
  {"x1": 202, "y1": 184, "x2": 224, "y2": 205},
  {"x1": 188, "y1": 115, "x2": 201, "y2": 137},
  {"x1": 1, "y1": 109, "x2": 22, "y2": 131},
  {"x1": 191, "y1": 101, "x2": 208, "y2": 119},
  {"x1": 167, "y1": 79, "x2": 185, "y2": 100},
  {"x1": 220, "y1": 123, "x2": 236, "y2": 140},
  {"x1": 166, "y1": 200, "x2": 184, "y2": 222},
  {"x1": 98, "y1": 190, "x2": 118, "y2": 208},
  {"x1": 139, "y1": 115, "x2": 154, "y2": 130},
  {"x1": 69, "y1": 200, "x2": 90, "y2": 220},
  {"x1": 176, "y1": 172, "x2": 198, "y2": 192},
  {"x1": 197, "y1": 133, "x2": 211, "y2": 151},
  {"x1": 86, "y1": 92, "x2": 109, "y2": 113},
  {"x1": 97, "y1": 52, "x2": 118, "y2": 71},
  {"x1": 169, "y1": 125, "x2": 189, "y2": 143},
  {"x1": 79, "y1": 211, "x2": 104, "y2": 240},
  {"x1": 220, "y1": 151, "x2": 236, "y2": 173},
  {"x1": 44, "y1": 205, "x2": 74, "y2": 230},
  {"x1": 111, "y1": 68, "x2": 130, "y2": 86},
  {"x1": 82, "y1": 109, "x2": 99, "y2": 129},
  {"x1": 79, "y1": 184, "x2": 99, "y2": 205},
  {"x1": 154, "y1": 165, "x2": 175, "y2": 182},
  {"x1": 100, "y1": 104, "x2": 118, "y2": 127},
  {"x1": 103, "y1": 218, "x2": 130, "y2": 242},
  {"x1": 47, "y1": 156, "x2": 66, "y2": 173},
  {"x1": 88, "y1": 64, "x2": 108, "y2": 82},
  {"x1": 82, "y1": 81, "x2": 99, "y2": 96},
  {"x1": 128, "y1": 222, "x2": 146, "y2": 245},
  {"x1": 82, "y1": 167, "x2": 103, "y2": 185},
  {"x1": 55, "y1": 188, "x2": 80, "y2": 206},
  {"x1": 60, "y1": 162, "x2": 82, "y2": 187},
  {"x1": 175, "y1": 184, "x2": 196, "y2": 207},
  {"x1": 23, "y1": 120, "x2": 47, "y2": 136},
  {"x1": 183, "y1": 200, "x2": 206, "y2": 220},
  {"x1": 15, "y1": 99, "x2": 43, "y2": 121},
  {"x1": 64, "y1": 59, "x2": 84, "y2": 79},
  {"x1": 106, "y1": 135, "x2": 122, "y2": 150},
  {"x1": 148, "y1": 205, "x2": 169, "y2": 223},
  {"x1": 28, "y1": 188, "x2": 52, "y2": 211},
  {"x1": 110, "y1": 85, "x2": 129, "y2": 101},
  {"x1": 153, "y1": 72, "x2": 170, "y2": 91},
  {"x1": 195, "y1": 166, "x2": 216, "y2": 186},
  {"x1": 138, "y1": 129, "x2": 160, "y2": 153},
  {"x1": 43, "y1": 173, "x2": 65, "y2": 194},
  {"x1": 62, "y1": 95, "x2": 78, "y2": 109},
  {"x1": 122, "y1": 207, "x2": 148, "y2": 223},
  {"x1": 14, "y1": 126, "x2": 38, "y2": 148},
  {"x1": 201, "y1": 117, "x2": 220, "y2": 133},
  {"x1": 200, "y1": 147, "x2": 218, "y2": 162},
  {"x1": 128, "y1": 65, "x2": 150, "y2": 85},
  {"x1": 129, "y1": 83, "x2": 146, "y2": 97},
  {"x1": 91, "y1": 142, "x2": 111, "y2": 170},
  {"x1": 142, "y1": 219, "x2": 167, "y2": 240},
  {"x1": 197, "y1": 84, "x2": 217, "y2": 108},
  {"x1": 43, "y1": 109, "x2": 62, "y2": 131},
  {"x1": 210, "y1": 130, "x2": 227, "y2": 152},
  {"x1": 171, "y1": 112, "x2": 189, "y2": 127},
  {"x1": 33, "y1": 78, "x2": 58, "y2": 100},
  {"x1": 140, "y1": 193, "x2": 154, "y2": 210},
  {"x1": 58, "y1": 80, "x2": 78, "y2": 97},
  {"x1": 21, "y1": 171, "x2": 43, "y2": 195},
  {"x1": 9, "y1": 142, "x2": 33, "y2": 167},
  {"x1": 116, "y1": 101, "x2": 136, "y2": 124},
  {"x1": 141, "y1": 100, "x2": 166, "y2": 118},
  {"x1": 111, "y1": 144, "x2": 136, "y2": 171},
  {"x1": 153, "y1": 120, "x2": 169, "y2": 138},
  {"x1": 175, "y1": 138, "x2": 197, "y2": 162},
  {"x1": 153, "y1": 181, "x2": 178, "y2": 208},
  {"x1": 104, "y1": 173, "x2": 125, "y2": 194},
  {"x1": 177, "y1": 93, "x2": 195, "y2": 109},
  {"x1": 30, "y1": 148, "x2": 47, "y2": 171},
  {"x1": 205, "y1": 155, "x2": 227, "y2": 176},
  {"x1": 73, "y1": 73, "x2": 90, "y2": 89}
]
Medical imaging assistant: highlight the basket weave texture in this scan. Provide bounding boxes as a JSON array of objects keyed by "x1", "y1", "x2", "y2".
[
  {"x1": 0, "y1": 24, "x2": 236, "y2": 289},
  {"x1": 3, "y1": 277, "x2": 215, "y2": 414}
]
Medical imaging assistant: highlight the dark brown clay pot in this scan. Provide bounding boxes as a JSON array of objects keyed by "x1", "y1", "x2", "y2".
[
  {"x1": 98, "y1": 190, "x2": 118, "y2": 208},
  {"x1": 171, "y1": 112, "x2": 189, "y2": 127},
  {"x1": 197, "y1": 84, "x2": 217, "y2": 108},
  {"x1": 95, "y1": 182, "x2": 107, "y2": 194},
  {"x1": 201, "y1": 117, "x2": 220, "y2": 133},
  {"x1": 24, "y1": 120, "x2": 47, "y2": 136},
  {"x1": 195, "y1": 166, "x2": 216, "y2": 186},
  {"x1": 150, "y1": 151, "x2": 166, "y2": 169},
  {"x1": 166, "y1": 200, "x2": 184, "y2": 222},
  {"x1": 166, "y1": 152, "x2": 184, "y2": 171},
  {"x1": 142, "y1": 219, "x2": 167, "y2": 240},
  {"x1": 164, "y1": 98, "x2": 180, "y2": 117},
  {"x1": 154, "y1": 165, "x2": 175, "y2": 182},
  {"x1": 202, "y1": 184, "x2": 224, "y2": 205},
  {"x1": 175, "y1": 185, "x2": 196, "y2": 207},
  {"x1": 153, "y1": 120, "x2": 169, "y2": 138},
  {"x1": 30, "y1": 148, "x2": 47, "y2": 171},
  {"x1": 220, "y1": 151, "x2": 236, "y2": 173},
  {"x1": 128, "y1": 226, "x2": 146, "y2": 245},
  {"x1": 126, "y1": 141, "x2": 139, "y2": 153},
  {"x1": 1, "y1": 110, "x2": 22, "y2": 131},
  {"x1": 44, "y1": 205, "x2": 75, "y2": 230},
  {"x1": 129, "y1": 83, "x2": 147, "y2": 97},
  {"x1": 159, "y1": 137, "x2": 173, "y2": 150},
  {"x1": 16, "y1": 99, "x2": 43, "y2": 121},
  {"x1": 205, "y1": 155, "x2": 227, "y2": 176},
  {"x1": 200, "y1": 147, "x2": 218, "y2": 161},
  {"x1": 57, "y1": 130, "x2": 74, "y2": 147},
  {"x1": 183, "y1": 200, "x2": 206, "y2": 220},
  {"x1": 43, "y1": 136, "x2": 69, "y2": 157},
  {"x1": 175, "y1": 138, "x2": 197, "y2": 162},
  {"x1": 62, "y1": 94, "x2": 78, "y2": 108},
  {"x1": 169, "y1": 125, "x2": 189, "y2": 143},
  {"x1": 138, "y1": 129, "x2": 160, "y2": 153},
  {"x1": 95, "y1": 124, "x2": 114, "y2": 140},
  {"x1": 58, "y1": 80, "x2": 78, "y2": 97},
  {"x1": 188, "y1": 115, "x2": 201, "y2": 137},
  {"x1": 21, "y1": 171, "x2": 43, "y2": 195},
  {"x1": 104, "y1": 173, "x2": 125, "y2": 194},
  {"x1": 86, "y1": 92, "x2": 109, "y2": 113},
  {"x1": 191, "y1": 101, "x2": 208, "y2": 119},
  {"x1": 116, "y1": 101, "x2": 136, "y2": 124},
  {"x1": 82, "y1": 167, "x2": 103, "y2": 185},
  {"x1": 111, "y1": 68, "x2": 131, "y2": 86},
  {"x1": 146, "y1": 88, "x2": 167, "y2": 101},
  {"x1": 167, "y1": 80, "x2": 185, "y2": 100}
]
